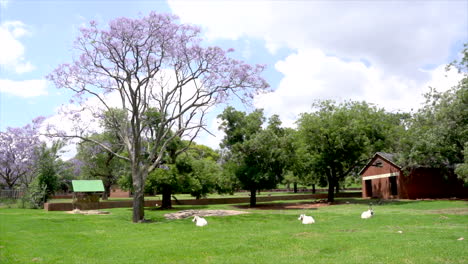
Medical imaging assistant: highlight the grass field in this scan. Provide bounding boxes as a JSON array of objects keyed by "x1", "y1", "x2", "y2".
[{"x1": 0, "y1": 199, "x2": 467, "y2": 264}]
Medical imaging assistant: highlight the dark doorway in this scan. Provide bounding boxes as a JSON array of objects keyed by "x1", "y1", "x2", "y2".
[
  {"x1": 389, "y1": 176, "x2": 398, "y2": 196},
  {"x1": 365, "y1": 180, "x2": 373, "y2": 197}
]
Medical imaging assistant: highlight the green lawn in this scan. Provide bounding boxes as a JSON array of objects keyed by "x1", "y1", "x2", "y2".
[{"x1": 0, "y1": 199, "x2": 467, "y2": 264}]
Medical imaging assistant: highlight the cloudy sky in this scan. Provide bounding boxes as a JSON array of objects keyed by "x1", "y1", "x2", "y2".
[{"x1": 0, "y1": 0, "x2": 467, "y2": 154}]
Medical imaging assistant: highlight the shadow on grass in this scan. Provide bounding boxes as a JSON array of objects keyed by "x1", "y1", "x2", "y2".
[
  {"x1": 233, "y1": 201, "x2": 322, "y2": 210},
  {"x1": 146, "y1": 205, "x2": 211, "y2": 211}
]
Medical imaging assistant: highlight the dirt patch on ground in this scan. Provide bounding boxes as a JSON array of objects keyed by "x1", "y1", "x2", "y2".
[
  {"x1": 66, "y1": 209, "x2": 110, "y2": 215},
  {"x1": 234, "y1": 200, "x2": 333, "y2": 210},
  {"x1": 164, "y1": 209, "x2": 249, "y2": 219}
]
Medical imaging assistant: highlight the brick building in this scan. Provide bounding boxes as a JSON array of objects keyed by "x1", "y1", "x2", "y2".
[{"x1": 360, "y1": 152, "x2": 466, "y2": 199}]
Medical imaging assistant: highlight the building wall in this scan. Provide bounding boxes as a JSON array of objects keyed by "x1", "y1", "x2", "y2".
[
  {"x1": 361, "y1": 156, "x2": 400, "y2": 199},
  {"x1": 361, "y1": 154, "x2": 467, "y2": 199},
  {"x1": 399, "y1": 168, "x2": 466, "y2": 199},
  {"x1": 109, "y1": 186, "x2": 131, "y2": 198}
]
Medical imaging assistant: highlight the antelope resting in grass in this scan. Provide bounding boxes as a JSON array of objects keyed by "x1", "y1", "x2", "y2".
[
  {"x1": 192, "y1": 215, "x2": 208, "y2": 227},
  {"x1": 361, "y1": 205, "x2": 374, "y2": 219},
  {"x1": 298, "y1": 214, "x2": 315, "y2": 224}
]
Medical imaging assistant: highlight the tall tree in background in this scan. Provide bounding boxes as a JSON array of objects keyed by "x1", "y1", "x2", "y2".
[
  {"x1": 183, "y1": 143, "x2": 222, "y2": 199},
  {"x1": 297, "y1": 101, "x2": 403, "y2": 202},
  {"x1": 219, "y1": 107, "x2": 288, "y2": 207},
  {"x1": 455, "y1": 143, "x2": 468, "y2": 182},
  {"x1": 287, "y1": 129, "x2": 320, "y2": 193},
  {"x1": 33, "y1": 142, "x2": 61, "y2": 201},
  {"x1": 25, "y1": 141, "x2": 63, "y2": 208},
  {"x1": 0, "y1": 117, "x2": 43, "y2": 189},
  {"x1": 399, "y1": 44, "x2": 467, "y2": 179},
  {"x1": 76, "y1": 132, "x2": 126, "y2": 199},
  {"x1": 47, "y1": 13, "x2": 268, "y2": 222},
  {"x1": 145, "y1": 141, "x2": 221, "y2": 208},
  {"x1": 144, "y1": 135, "x2": 184, "y2": 209}
]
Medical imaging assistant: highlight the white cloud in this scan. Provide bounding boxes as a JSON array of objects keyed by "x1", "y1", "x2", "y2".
[
  {"x1": 46, "y1": 90, "x2": 123, "y2": 136},
  {"x1": 169, "y1": 1, "x2": 467, "y2": 78},
  {"x1": 170, "y1": 0, "x2": 466, "y2": 127},
  {"x1": 422, "y1": 64, "x2": 464, "y2": 93},
  {"x1": 0, "y1": 79, "x2": 48, "y2": 97},
  {"x1": 253, "y1": 49, "x2": 464, "y2": 127},
  {"x1": 43, "y1": 91, "x2": 123, "y2": 160},
  {"x1": 194, "y1": 114, "x2": 224, "y2": 150},
  {"x1": 0, "y1": 21, "x2": 35, "y2": 74},
  {"x1": 0, "y1": 0, "x2": 9, "y2": 9}
]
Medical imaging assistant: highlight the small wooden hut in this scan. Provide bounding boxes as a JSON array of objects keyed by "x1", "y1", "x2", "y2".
[
  {"x1": 72, "y1": 180, "x2": 105, "y2": 210},
  {"x1": 360, "y1": 152, "x2": 466, "y2": 199}
]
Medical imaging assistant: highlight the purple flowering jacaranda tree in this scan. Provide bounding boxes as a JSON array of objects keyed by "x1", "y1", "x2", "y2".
[
  {"x1": 0, "y1": 117, "x2": 44, "y2": 189},
  {"x1": 47, "y1": 12, "x2": 269, "y2": 222}
]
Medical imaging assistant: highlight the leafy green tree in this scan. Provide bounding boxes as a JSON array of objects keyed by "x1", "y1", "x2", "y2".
[
  {"x1": 177, "y1": 154, "x2": 221, "y2": 199},
  {"x1": 184, "y1": 144, "x2": 222, "y2": 198},
  {"x1": 54, "y1": 159, "x2": 77, "y2": 193},
  {"x1": 145, "y1": 164, "x2": 181, "y2": 209},
  {"x1": 297, "y1": 100, "x2": 403, "y2": 202},
  {"x1": 25, "y1": 141, "x2": 62, "y2": 208},
  {"x1": 455, "y1": 143, "x2": 468, "y2": 182},
  {"x1": 76, "y1": 132, "x2": 126, "y2": 199},
  {"x1": 282, "y1": 128, "x2": 323, "y2": 193},
  {"x1": 399, "y1": 45, "x2": 467, "y2": 174},
  {"x1": 145, "y1": 141, "x2": 222, "y2": 208},
  {"x1": 218, "y1": 107, "x2": 289, "y2": 207},
  {"x1": 399, "y1": 86, "x2": 467, "y2": 167}
]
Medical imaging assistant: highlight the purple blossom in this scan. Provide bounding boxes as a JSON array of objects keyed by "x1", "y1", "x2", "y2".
[
  {"x1": 46, "y1": 11, "x2": 270, "y2": 222},
  {"x1": 0, "y1": 118, "x2": 44, "y2": 189}
]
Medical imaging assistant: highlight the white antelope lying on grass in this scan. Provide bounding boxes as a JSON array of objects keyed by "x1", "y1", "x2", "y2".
[
  {"x1": 361, "y1": 205, "x2": 374, "y2": 219},
  {"x1": 298, "y1": 214, "x2": 315, "y2": 224},
  {"x1": 192, "y1": 215, "x2": 208, "y2": 227}
]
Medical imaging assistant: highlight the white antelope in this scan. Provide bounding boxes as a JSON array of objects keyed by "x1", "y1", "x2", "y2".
[
  {"x1": 298, "y1": 214, "x2": 315, "y2": 224},
  {"x1": 361, "y1": 205, "x2": 374, "y2": 219},
  {"x1": 192, "y1": 215, "x2": 208, "y2": 227}
]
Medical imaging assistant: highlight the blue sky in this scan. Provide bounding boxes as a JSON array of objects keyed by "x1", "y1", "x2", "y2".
[{"x1": 1, "y1": 0, "x2": 467, "y2": 153}]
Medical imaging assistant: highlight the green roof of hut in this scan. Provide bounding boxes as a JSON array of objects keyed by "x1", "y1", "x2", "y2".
[{"x1": 72, "y1": 180, "x2": 105, "y2": 193}]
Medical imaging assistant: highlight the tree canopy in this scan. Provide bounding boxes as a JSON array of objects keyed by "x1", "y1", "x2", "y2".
[
  {"x1": 47, "y1": 12, "x2": 268, "y2": 222},
  {"x1": 75, "y1": 132, "x2": 127, "y2": 199},
  {"x1": 297, "y1": 100, "x2": 403, "y2": 202},
  {"x1": 218, "y1": 107, "x2": 289, "y2": 207},
  {"x1": 398, "y1": 44, "x2": 467, "y2": 180},
  {"x1": 0, "y1": 117, "x2": 44, "y2": 189}
]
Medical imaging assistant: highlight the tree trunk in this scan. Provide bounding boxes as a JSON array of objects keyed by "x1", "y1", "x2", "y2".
[
  {"x1": 161, "y1": 187, "x2": 172, "y2": 209},
  {"x1": 312, "y1": 184, "x2": 316, "y2": 194},
  {"x1": 102, "y1": 191, "x2": 108, "y2": 200},
  {"x1": 102, "y1": 182, "x2": 111, "y2": 200},
  {"x1": 335, "y1": 181, "x2": 340, "y2": 194},
  {"x1": 250, "y1": 189, "x2": 257, "y2": 207},
  {"x1": 327, "y1": 173, "x2": 336, "y2": 203},
  {"x1": 131, "y1": 165, "x2": 146, "y2": 223},
  {"x1": 327, "y1": 182, "x2": 335, "y2": 203},
  {"x1": 132, "y1": 191, "x2": 145, "y2": 222},
  {"x1": 293, "y1": 182, "x2": 298, "y2": 193}
]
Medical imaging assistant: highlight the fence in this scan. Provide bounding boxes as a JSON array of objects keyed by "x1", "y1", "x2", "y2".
[{"x1": 0, "y1": 189, "x2": 24, "y2": 199}]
